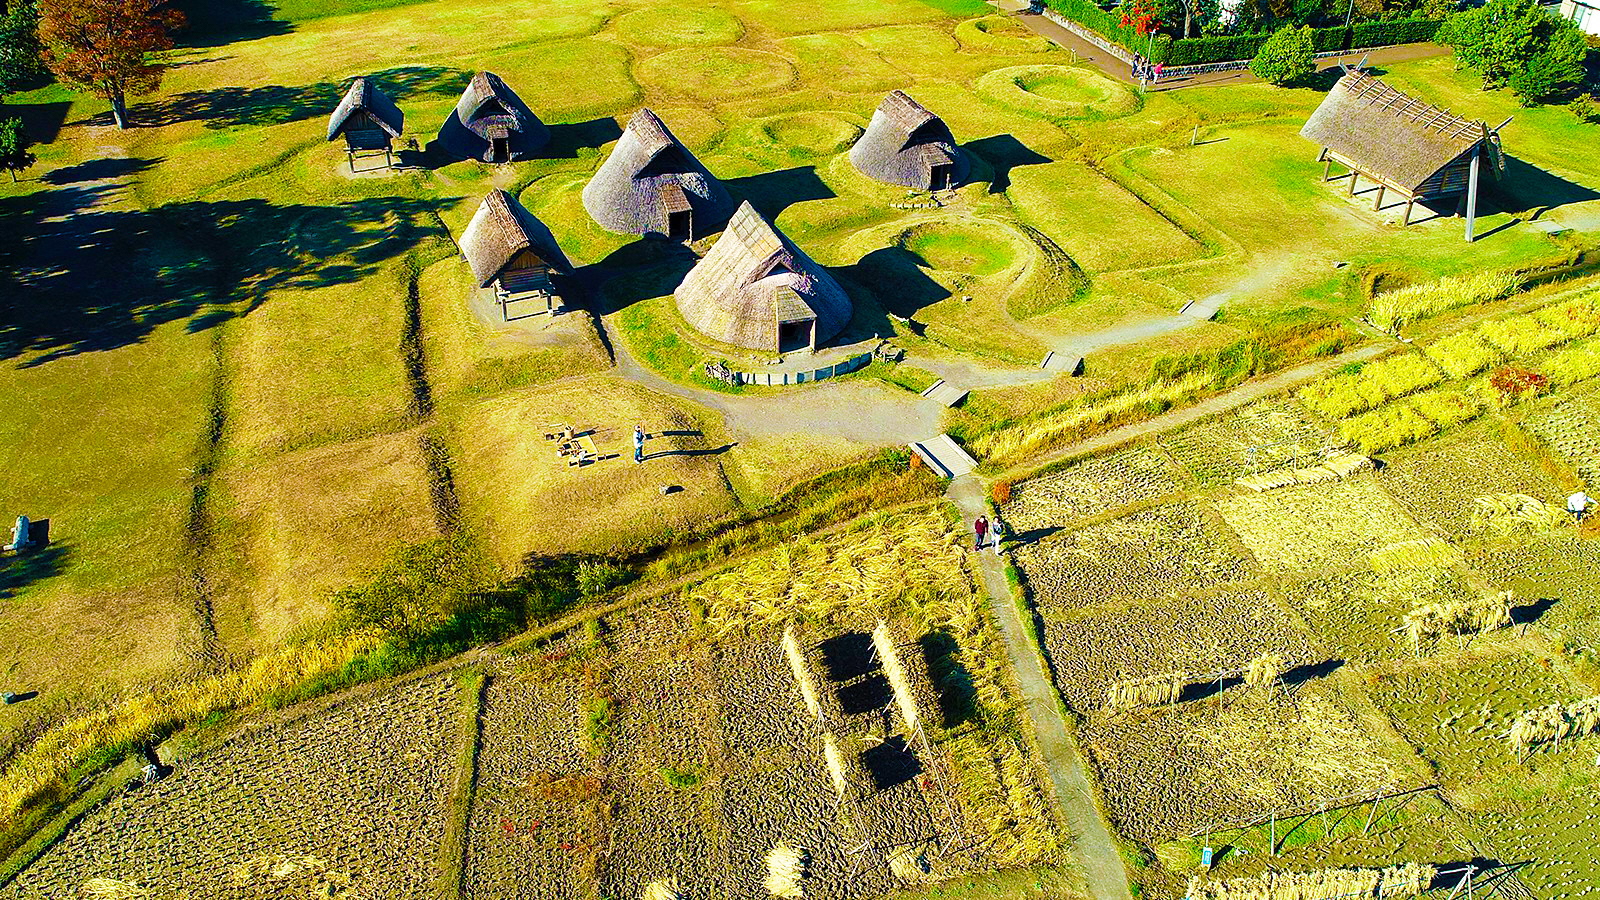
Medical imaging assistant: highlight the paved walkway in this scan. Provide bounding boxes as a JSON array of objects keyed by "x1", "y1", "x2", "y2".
[
  {"x1": 947, "y1": 476, "x2": 1133, "y2": 900},
  {"x1": 1007, "y1": 9, "x2": 1448, "y2": 91}
]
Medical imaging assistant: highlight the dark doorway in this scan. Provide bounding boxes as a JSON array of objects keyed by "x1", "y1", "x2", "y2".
[
  {"x1": 778, "y1": 318, "x2": 813, "y2": 353},
  {"x1": 931, "y1": 163, "x2": 953, "y2": 191},
  {"x1": 668, "y1": 208, "x2": 692, "y2": 241},
  {"x1": 490, "y1": 137, "x2": 508, "y2": 162},
  {"x1": 861, "y1": 737, "x2": 922, "y2": 790}
]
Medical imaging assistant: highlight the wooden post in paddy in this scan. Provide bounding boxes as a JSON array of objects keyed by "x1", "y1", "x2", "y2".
[{"x1": 1464, "y1": 147, "x2": 1482, "y2": 242}]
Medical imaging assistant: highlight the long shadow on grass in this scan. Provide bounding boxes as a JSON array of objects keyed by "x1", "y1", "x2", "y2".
[
  {"x1": 0, "y1": 190, "x2": 439, "y2": 364},
  {"x1": 173, "y1": 0, "x2": 292, "y2": 46},
  {"x1": 544, "y1": 118, "x2": 625, "y2": 159},
  {"x1": 920, "y1": 630, "x2": 977, "y2": 728},
  {"x1": 842, "y1": 247, "x2": 952, "y2": 319},
  {"x1": 42, "y1": 158, "x2": 161, "y2": 185},
  {"x1": 726, "y1": 166, "x2": 834, "y2": 221},
  {"x1": 1499, "y1": 156, "x2": 1600, "y2": 218},
  {"x1": 76, "y1": 66, "x2": 470, "y2": 130},
  {"x1": 964, "y1": 134, "x2": 1051, "y2": 194},
  {"x1": 579, "y1": 239, "x2": 700, "y2": 315},
  {"x1": 0, "y1": 543, "x2": 70, "y2": 600},
  {"x1": 0, "y1": 101, "x2": 72, "y2": 145}
]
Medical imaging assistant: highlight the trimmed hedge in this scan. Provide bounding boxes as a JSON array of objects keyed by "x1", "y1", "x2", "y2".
[{"x1": 1042, "y1": 1, "x2": 1440, "y2": 66}]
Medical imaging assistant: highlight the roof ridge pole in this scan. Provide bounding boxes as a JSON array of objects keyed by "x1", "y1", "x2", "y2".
[{"x1": 1464, "y1": 145, "x2": 1481, "y2": 243}]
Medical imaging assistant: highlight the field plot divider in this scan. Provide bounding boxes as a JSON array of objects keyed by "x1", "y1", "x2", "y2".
[{"x1": 437, "y1": 668, "x2": 489, "y2": 900}]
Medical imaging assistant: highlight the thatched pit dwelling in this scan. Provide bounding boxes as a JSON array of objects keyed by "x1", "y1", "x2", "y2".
[
  {"x1": 439, "y1": 71, "x2": 549, "y2": 163},
  {"x1": 849, "y1": 90, "x2": 968, "y2": 191},
  {"x1": 583, "y1": 108, "x2": 735, "y2": 240},
  {"x1": 674, "y1": 201, "x2": 852, "y2": 353},
  {"x1": 326, "y1": 77, "x2": 404, "y2": 168},
  {"x1": 1301, "y1": 70, "x2": 1504, "y2": 237},
  {"x1": 459, "y1": 189, "x2": 574, "y2": 318}
]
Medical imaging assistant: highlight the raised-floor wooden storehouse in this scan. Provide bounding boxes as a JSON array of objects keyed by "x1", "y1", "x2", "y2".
[
  {"x1": 1301, "y1": 70, "x2": 1505, "y2": 240},
  {"x1": 675, "y1": 201, "x2": 852, "y2": 354},
  {"x1": 582, "y1": 108, "x2": 735, "y2": 240},
  {"x1": 326, "y1": 77, "x2": 404, "y2": 170},
  {"x1": 439, "y1": 72, "x2": 549, "y2": 164},
  {"x1": 460, "y1": 189, "x2": 574, "y2": 319},
  {"x1": 849, "y1": 90, "x2": 968, "y2": 191}
]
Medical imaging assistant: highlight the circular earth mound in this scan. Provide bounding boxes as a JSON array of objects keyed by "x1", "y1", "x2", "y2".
[
  {"x1": 612, "y1": 5, "x2": 743, "y2": 46},
  {"x1": 760, "y1": 112, "x2": 862, "y2": 156},
  {"x1": 956, "y1": 16, "x2": 1052, "y2": 52},
  {"x1": 637, "y1": 48, "x2": 796, "y2": 100},
  {"x1": 977, "y1": 65, "x2": 1139, "y2": 118},
  {"x1": 902, "y1": 222, "x2": 1018, "y2": 277}
]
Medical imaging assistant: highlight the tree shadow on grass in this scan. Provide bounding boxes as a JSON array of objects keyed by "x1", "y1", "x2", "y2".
[
  {"x1": 726, "y1": 166, "x2": 834, "y2": 221},
  {"x1": 42, "y1": 158, "x2": 161, "y2": 185},
  {"x1": 964, "y1": 134, "x2": 1051, "y2": 193},
  {"x1": 173, "y1": 0, "x2": 292, "y2": 47},
  {"x1": 0, "y1": 187, "x2": 440, "y2": 364},
  {"x1": 75, "y1": 66, "x2": 470, "y2": 130},
  {"x1": 0, "y1": 101, "x2": 73, "y2": 145}
]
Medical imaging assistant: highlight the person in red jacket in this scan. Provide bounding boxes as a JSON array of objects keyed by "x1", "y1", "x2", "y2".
[{"x1": 973, "y1": 515, "x2": 988, "y2": 551}]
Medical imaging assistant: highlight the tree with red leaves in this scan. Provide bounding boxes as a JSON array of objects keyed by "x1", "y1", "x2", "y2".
[
  {"x1": 36, "y1": 0, "x2": 184, "y2": 129},
  {"x1": 1119, "y1": 0, "x2": 1163, "y2": 35}
]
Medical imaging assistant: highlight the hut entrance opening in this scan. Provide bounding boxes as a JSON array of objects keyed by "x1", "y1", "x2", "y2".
[
  {"x1": 660, "y1": 182, "x2": 694, "y2": 241},
  {"x1": 931, "y1": 163, "x2": 954, "y2": 191},
  {"x1": 486, "y1": 125, "x2": 510, "y2": 163},
  {"x1": 778, "y1": 318, "x2": 814, "y2": 353}
]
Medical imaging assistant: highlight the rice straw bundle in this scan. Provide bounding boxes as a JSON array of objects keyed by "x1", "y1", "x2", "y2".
[
  {"x1": 764, "y1": 843, "x2": 808, "y2": 898},
  {"x1": 821, "y1": 733, "x2": 849, "y2": 798},
  {"x1": 1105, "y1": 672, "x2": 1187, "y2": 710},
  {"x1": 642, "y1": 878, "x2": 681, "y2": 900},
  {"x1": 1404, "y1": 592, "x2": 1513, "y2": 649},
  {"x1": 1322, "y1": 452, "x2": 1374, "y2": 478},
  {"x1": 1246, "y1": 652, "x2": 1286, "y2": 689},
  {"x1": 1370, "y1": 538, "x2": 1462, "y2": 574},
  {"x1": 1471, "y1": 493, "x2": 1569, "y2": 535},
  {"x1": 1507, "y1": 694, "x2": 1600, "y2": 755},
  {"x1": 782, "y1": 627, "x2": 823, "y2": 720},
  {"x1": 1188, "y1": 863, "x2": 1435, "y2": 900}
]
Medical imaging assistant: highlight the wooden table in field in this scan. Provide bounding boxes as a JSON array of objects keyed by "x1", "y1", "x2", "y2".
[{"x1": 575, "y1": 435, "x2": 598, "y2": 460}]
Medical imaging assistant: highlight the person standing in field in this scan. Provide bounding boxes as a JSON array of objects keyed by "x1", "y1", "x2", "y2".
[
  {"x1": 990, "y1": 518, "x2": 1006, "y2": 554},
  {"x1": 974, "y1": 515, "x2": 988, "y2": 551},
  {"x1": 634, "y1": 426, "x2": 645, "y2": 464}
]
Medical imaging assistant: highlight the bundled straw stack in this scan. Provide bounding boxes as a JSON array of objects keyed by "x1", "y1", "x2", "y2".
[
  {"x1": 1246, "y1": 652, "x2": 1286, "y2": 689},
  {"x1": 765, "y1": 844, "x2": 809, "y2": 899},
  {"x1": 1471, "y1": 494, "x2": 1569, "y2": 535},
  {"x1": 1507, "y1": 694, "x2": 1600, "y2": 755},
  {"x1": 1235, "y1": 453, "x2": 1373, "y2": 492},
  {"x1": 1403, "y1": 592, "x2": 1513, "y2": 649},
  {"x1": 1188, "y1": 862, "x2": 1435, "y2": 900},
  {"x1": 1105, "y1": 672, "x2": 1189, "y2": 710},
  {"x1": 642, "y1": 878, "x2": 681, "y2": 900}
]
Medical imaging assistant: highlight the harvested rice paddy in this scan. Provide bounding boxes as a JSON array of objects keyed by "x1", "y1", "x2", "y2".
[{"x1": 1216, "y1": 479, "x2": 1426, "y2": 574}]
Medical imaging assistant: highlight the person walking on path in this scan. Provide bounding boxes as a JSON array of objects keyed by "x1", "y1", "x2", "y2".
[
  {"x1": 974, "y1": 515, "x2": 988, "y2": 551},
  {"x1": 634, "y1": 425, "x2": 645, "y2": 464},
  {"x1": 990, "y1": 518, "x2": 1006, "y2": 555},
  {"x1": 1570, "y1": 490, "x2": 1593, "y2": 522}
]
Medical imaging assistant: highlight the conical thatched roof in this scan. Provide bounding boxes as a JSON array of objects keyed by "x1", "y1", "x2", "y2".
[
  {"x1": 438, "y1": 72, "x2": 549, "y2": 162},
  {"x1": 849, "y1": 91, "x2": 968, "y2": 190},
  {"x1": 583, "y1": 108, "x2": 735, "y2": 236},
  {"x1": 459, "y1": 189, "x2": 573, "y2": 287},
  {"x1": 1301, "y1": 70, "x2": 1501, "y2": 193},
  {"x1": 326, "y1": 77, "x2": 404, "y2": 141},
  {"x1": 674, "y1": 202, "x2": 851, "y2": 352}
]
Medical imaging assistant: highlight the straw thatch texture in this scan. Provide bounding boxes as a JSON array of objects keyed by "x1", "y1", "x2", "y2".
[
  {"x1": 1300, "y1": 71, "x2": 1500, "y2": 195},
  {"x1": 872, "y1": 620, "x2": 920, "y2": 733},
  {"x1": 674, "y1": 202, "x2": 852, "y2": 352},
  {"x1": 458, "y1": 189, "x2": 573, "y2": 287},
  {"x1": 582, "y1": 108, "x2": 735, "y2": 236},
  {"x1": 326, "y1": 77, "x2": 404, "y2": 142},
  {"x1": 437, "y1": 71, "x2": 549, "y2": 162},
  {"x1": 849, "y1": 90, "x2": 968, "y2": 190}
]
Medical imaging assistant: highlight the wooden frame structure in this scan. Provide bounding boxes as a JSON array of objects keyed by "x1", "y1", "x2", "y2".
[
  {"x1": 326, "y1": 77, "x2": 404, "y2": 172},
  {"x1": 458, "y1": 189, "x2": 574, "y2": 321},
  {"x1": 1301, "y1": 69, "x2": 1507, "y2": 241}
]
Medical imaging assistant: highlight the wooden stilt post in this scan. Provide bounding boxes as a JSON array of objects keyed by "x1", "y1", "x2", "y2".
[
  {"x1": 1373, "y1": 184, "x2": 1385, "y2": 211},
  {"x1": 1464, "y1": 148, "x2": 1482, "y2": 242},
  {"x1": 1403, "y1": 198, "x2": 1414, "y2": 226},
  {"x1": 1348, "y1": 171, "x2": 1360, "y2": 196},
  {"x1": 1323, "y1": 159, "x2": 1332, "y2": 181}
]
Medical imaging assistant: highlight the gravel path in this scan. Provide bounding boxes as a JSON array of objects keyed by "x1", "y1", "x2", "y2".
[{"x1": 946, "y1": 475, "x2": 1134, "y2": 900}]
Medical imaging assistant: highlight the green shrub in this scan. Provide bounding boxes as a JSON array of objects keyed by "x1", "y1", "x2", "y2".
[
  {"x1": 1348, "y1": 18, "x2": 1442, "y2": 48},
  {"x1": 1250, "y1": 25, "x2": 1316, "y2": 85},
  {"x1": 1044, "y1": 0, "x2": 1172, "y2": 61},
  {"x1": 1570, "y1": 95, "x2": 1600, "y2": 124},
  {"x1": 658, "y1": 765, "x2": 703, "y2": 789}
]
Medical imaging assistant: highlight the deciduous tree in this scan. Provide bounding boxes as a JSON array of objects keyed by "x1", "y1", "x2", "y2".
[
  {"x1": 1250, "y1": 24, "x2": 1316, "y2": 85},
  {"x1": 1438, "y1": 0, "x2": 1587, "y2": 105},
  {"x1": 36, "y1": 0, "x2": 183, "y2": 128},
  {"x1": 0, "y1": 0, "x2": 45, "y2": 96},
  {"x1": 0, "y1": 115, "x2": 35, "y2": 180}
]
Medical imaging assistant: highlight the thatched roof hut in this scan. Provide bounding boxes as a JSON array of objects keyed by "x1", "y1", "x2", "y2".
[
  {"x1": 674, "y1": 201, "x2": 851, "y2": 353},
  {"x1": 459, "y1": 189, "x2": 572, "y2": 289},
  {"x1": 327, "y1": 77, "x2": 404, "y2": 145},
  {"x1": 1301, "y1": 70, "x2": 1503, "y2": 233},
  {"x1": 849, "y1": 91, "x2": 968, "y2": 191},
  {"x1": 583, "y1": 108, "x2": 734, "y2": 240},
  {"x1": 439, "y1": 72, "x2": 549, "y2": 163}
]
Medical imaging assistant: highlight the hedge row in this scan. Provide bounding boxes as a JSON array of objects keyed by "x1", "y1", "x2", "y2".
[{"x1": 1042, "y1": 1, "x2": 1441, "y2": 66}]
